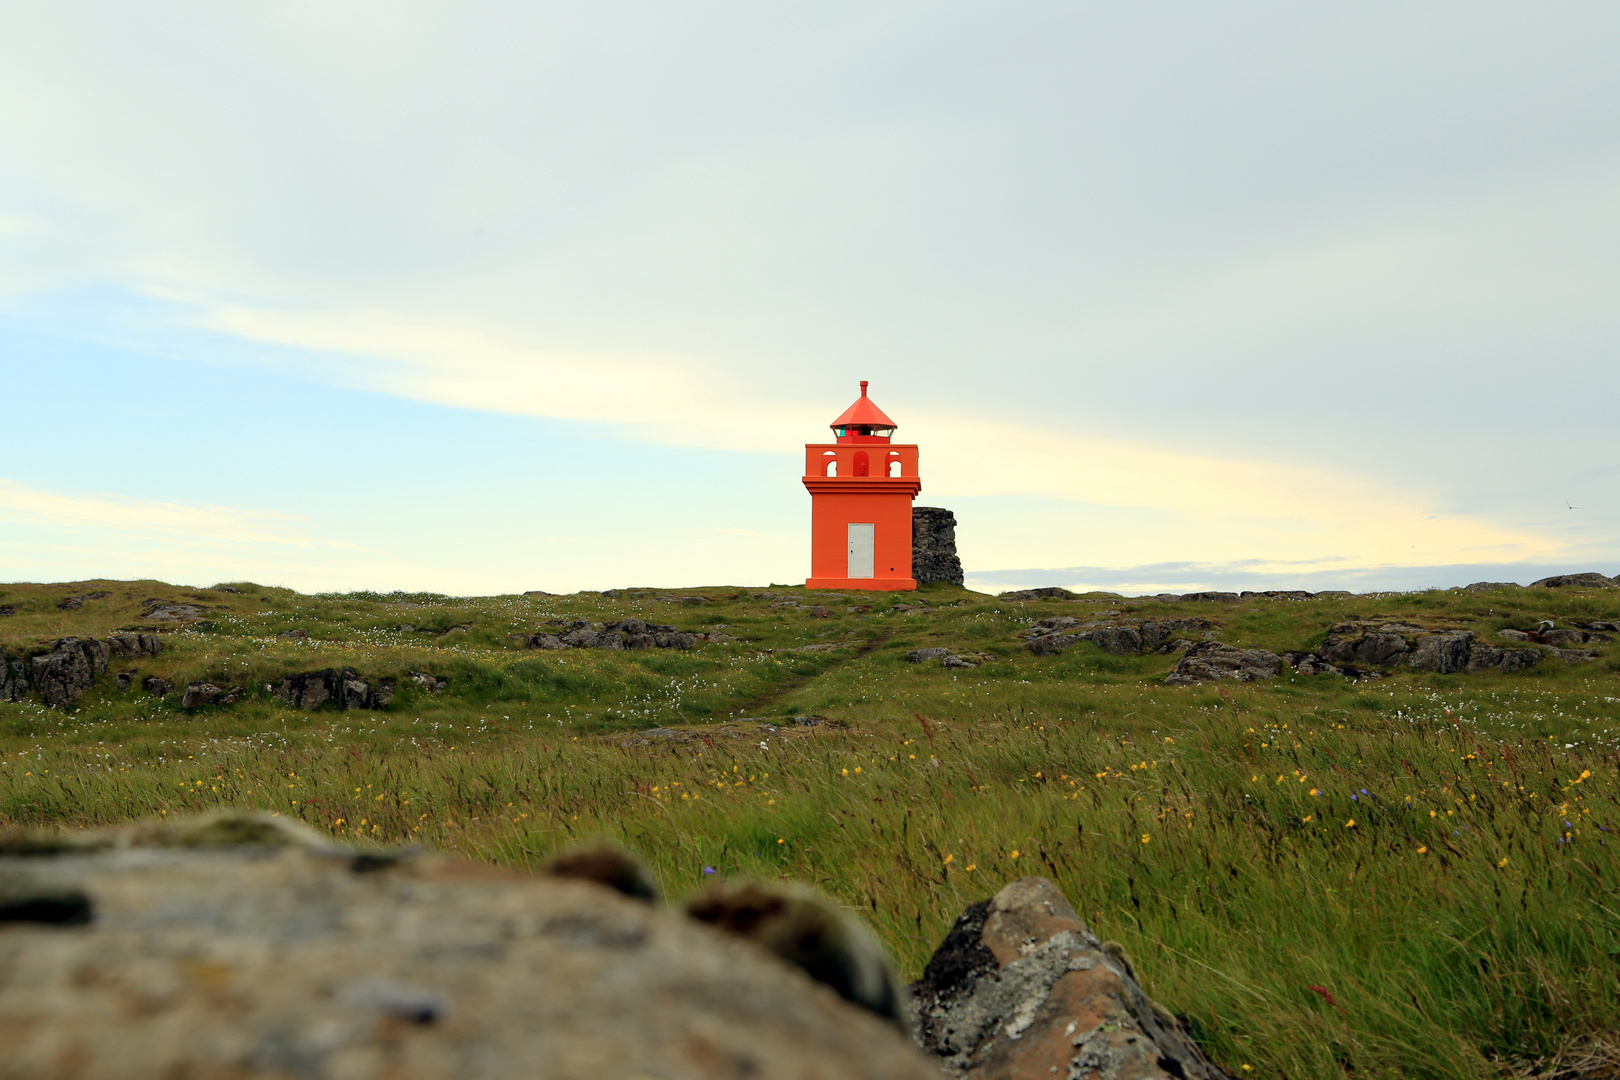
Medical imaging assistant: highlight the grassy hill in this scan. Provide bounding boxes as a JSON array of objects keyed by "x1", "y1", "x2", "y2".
[{"x1": 4, "y1": 578, "x2": 1619, "y2": 1079}]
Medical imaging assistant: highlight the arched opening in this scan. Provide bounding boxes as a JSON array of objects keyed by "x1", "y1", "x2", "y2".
[
  {"x1": 888, "y1": 459, "x2": 901, "y2": 477},
  {"x1": 853, "y1": 451, "x2": 869, "y2": 477},
  {"x1": 822, "y1": 451, "x2": 837, "y2": 477}
]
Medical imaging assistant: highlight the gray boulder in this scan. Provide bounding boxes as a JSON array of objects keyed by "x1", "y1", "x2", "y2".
[
  {"x1": 1406, "y1": 632, "x2": 1475, "y2": 674},
  {"x1": 1025, "y1": 634, "x2": 1080, "y2": 657},
  {"x1": 1092, "y1": 626, "x2": 1143, "y2": 655},
  {"x1": 1465, "y1": 581, "x2": 1521, "y2": 592},
  {"x1": 906, "y1": 648, "x2": 949, "y2": 663},
  {"x1": 30, "y1": 638, "x2": 111, "y2": 708},
  {"x1": 912, "y1": 507, "x2": 965, "y2": 586},
  {"x1": 142, "y1": 676, "x2": 173, "y2": 697},
  {"x1": 911, "y1": 877, "x2": 1225, "y2": 1080},
  {"x1": 1165, "y1": 642, "x2": 1283, "y2": 685}
]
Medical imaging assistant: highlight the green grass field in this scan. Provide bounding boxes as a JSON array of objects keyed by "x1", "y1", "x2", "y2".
[{"x1": 4, "y1": 578, "x2": 1619, "y2": 1079}]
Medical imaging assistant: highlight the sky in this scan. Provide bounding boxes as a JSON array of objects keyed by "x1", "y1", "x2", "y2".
[{"x1": 1, "y1": 2, "x2": 1617, "y2": 596}]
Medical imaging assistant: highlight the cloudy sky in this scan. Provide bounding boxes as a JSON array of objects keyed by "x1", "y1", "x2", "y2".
[{"x1": 2, "y1": 2, "x2": 1617, "y2": 595}]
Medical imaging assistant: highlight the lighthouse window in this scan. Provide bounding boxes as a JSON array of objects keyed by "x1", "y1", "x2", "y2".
[
  {"x1": 888, "y1": 459, "x2": 901, "y2": 477},
  {"x1": 821, "y1": 451, "x2": 837, "y2": 477}
]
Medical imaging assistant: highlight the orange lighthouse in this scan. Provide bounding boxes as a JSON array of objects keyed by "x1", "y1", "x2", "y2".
[{"x1": 803, "y1": 381, "x2": 920, "y2": 591}]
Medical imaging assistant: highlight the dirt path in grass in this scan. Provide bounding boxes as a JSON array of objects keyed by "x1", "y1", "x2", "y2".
[{"x1": 725, "y1": 628, "x2": 897, "y2": 719}]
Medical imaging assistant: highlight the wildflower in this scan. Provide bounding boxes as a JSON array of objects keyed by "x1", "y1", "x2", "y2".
[
  {"x1": 1302, "y1": 815, "x2": 1313, "y2": 823},
  {"x1": 1010, "y1": 849, "x2": 1021, "y2": 859},
  {"x1": 1345, "y1": 819, "x2": 1356, "y2": 828},
  {"x1": 777, "y1": 838, "x2": 785, "y2": 845},
  {"x1": 1310, "y1": 788, "x2": 1320, "y2": 796},
  {"x1": 943, "y1": 854, "x2": 954, "y2": 865},
  {"x1": 702, "y1": 866, "x2": 716, "y2": 875},
  {"x1": 1497, "y1": 857, "x2": 1508, "y2": 867},
  {"x1": 964, "y1": 864, "x2": 977, "y2": 872},
  {"x1": 841, "y1": 768, "x2": 848, "y2": 777},
  {"x1": 1140, "y1": 834, "x2": 1151, "y2": 844},
  {"x1": 1417, "y1": 846, "x2": 1427, "y2": 854}
]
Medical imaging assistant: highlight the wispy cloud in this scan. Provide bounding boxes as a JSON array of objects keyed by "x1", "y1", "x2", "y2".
[{"x1": 0, "y1": 477, "x2": 319, "y2": 548}]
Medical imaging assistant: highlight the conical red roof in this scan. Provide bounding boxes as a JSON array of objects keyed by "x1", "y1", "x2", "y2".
[{"x1": 830, "y1": 381, "x2": 896, "y2": 430}]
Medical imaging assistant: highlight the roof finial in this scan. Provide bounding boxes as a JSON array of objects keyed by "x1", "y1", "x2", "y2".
[{"x1": 860, "y1": 380, "x2": 868, "y2": 397}]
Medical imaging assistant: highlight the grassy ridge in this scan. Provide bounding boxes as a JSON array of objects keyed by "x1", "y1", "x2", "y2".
[{"x1": 4, "y1": 578, "x2": 1620, "y2": 1077}]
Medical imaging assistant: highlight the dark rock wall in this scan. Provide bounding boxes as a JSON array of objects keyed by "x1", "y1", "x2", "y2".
[{"x1": 912, "y1": 507, "x2": 964, "y2": 586}]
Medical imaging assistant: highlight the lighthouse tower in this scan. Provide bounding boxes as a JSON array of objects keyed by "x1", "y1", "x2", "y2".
[{"x1": 802, "y1": 381, "x2": 920, "y2": 591}]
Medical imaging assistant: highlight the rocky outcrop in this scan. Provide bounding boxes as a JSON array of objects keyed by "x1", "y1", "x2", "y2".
[
  {"x1": 998, "y1": 587, "x2": 1071, "y2": 601},
  {"x1": 1023, "y1": 617, "x2": 1211, "y2": 657},
  {"x1": 107, "y1": 633, "x2": 164, "y2": 657},
  {"x1": 1, "y1": 656, "x2": 26, "y2": 702},
  {"x1": 29, "y1": 637, "x2": 111, "y2": 708},
  {"x1": 0, "y1": 814, "x2": 937, "y2": 1080},
  {"x1": 906, "y1": 648, "x2": 990, "y2": 669},
  {"x1": 1530, "y1": 572, "x2": 1616, "y2": 589},
  {"x1": 913, "y1": 507, "x2": 965, "y2": 586},
  {"x1": 525, "y1": 619, "x2": 696, "y2": 651},
  {"x1": 272, "y1": 669, "x2": 396, "y2": 711},
  {"x1": 140, "y1": 599, "x2": 207, "y2": 621},
  {"x1": 1292, "y1": 622, "x2": 1568, "y2": 677},
  {"x1": 912, "y1": 876, "x2": 1226, "y2": 1080},
  {"x1": 57, "y1": 591, "x2": 110, "y2": 611},
  {"x1": 1164, "y1": 642, "x2": 1283, "y2": 685}
]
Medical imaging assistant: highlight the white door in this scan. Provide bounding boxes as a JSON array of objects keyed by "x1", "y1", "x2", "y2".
[{"x1": 847, "y1": 523, "x2": 875, "y2": 578}]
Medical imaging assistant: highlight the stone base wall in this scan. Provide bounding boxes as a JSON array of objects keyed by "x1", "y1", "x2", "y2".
[{"x1": 912, "y1": 507, "x2": 964, "y2": 586}]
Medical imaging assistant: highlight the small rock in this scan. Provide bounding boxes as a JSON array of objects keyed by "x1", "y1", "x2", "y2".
[
  {"x1": 1092, "y1": 626, "x2": 1143, "y2": 655},
  {"x1": 277, "y1": 628, "x2": 310, "y2": 641},
  {"x1": 0, "y1": 605, "x2": 14, "y2": 617},
  {"x1": 181, "y1": 682, "x2": 226, "y2": 709},
  {"x1": 527, "y1": 633, "x2": 569, "y2": 650},
  {"x1": 1465, "y1": 581, "x2": 1521, "y2": 592},
  {"x1": 811, "y1": 606, "x2": 830, "y2": 618},
  {"x1": 142, "y1": 676, "x2": 173, "y2": 697},
  {"x1": 941, "y1": 655, "x2": 978, "y2": 669},
  {"x1": 1180, "y1": 591, "x2": 1240, "y2": 603},
  {"x1": 1548, "y1": 647, "x2": 1599, "y2": 663},
  {"x1": 1496, "y1": 628, "x2": 1530, "y2": 641},
  {"x1": 906, "y1": 648, "x2": 949, "y2": 663},
  {"x1": 115, "y1": 671, "x2": 136, "y2": 691},
  {"x1": 522, "y1": 589, "x2": 557, "y2": 596},
  {"x1": 213, "y1": 585, "x2": 241, "y2": 593}
]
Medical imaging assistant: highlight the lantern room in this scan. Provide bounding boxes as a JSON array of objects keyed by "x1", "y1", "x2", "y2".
[{"x1": 803, "y1": 381, "x2": 921, "y2": 591}]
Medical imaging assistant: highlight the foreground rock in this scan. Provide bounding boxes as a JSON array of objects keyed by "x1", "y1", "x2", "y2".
[
  {"x1": 0, "y1": 814, "x2": 937, "y2": 1080},
  {"x1": 1164, "y1": 642, "x2": 1283, "y2": 685},
  {"x1": 912, "y1": 876, "x2": 1226, "y2": 1080},
  {"x1": 913, "y1": 507, "x2": 965, "y2": 586}
]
